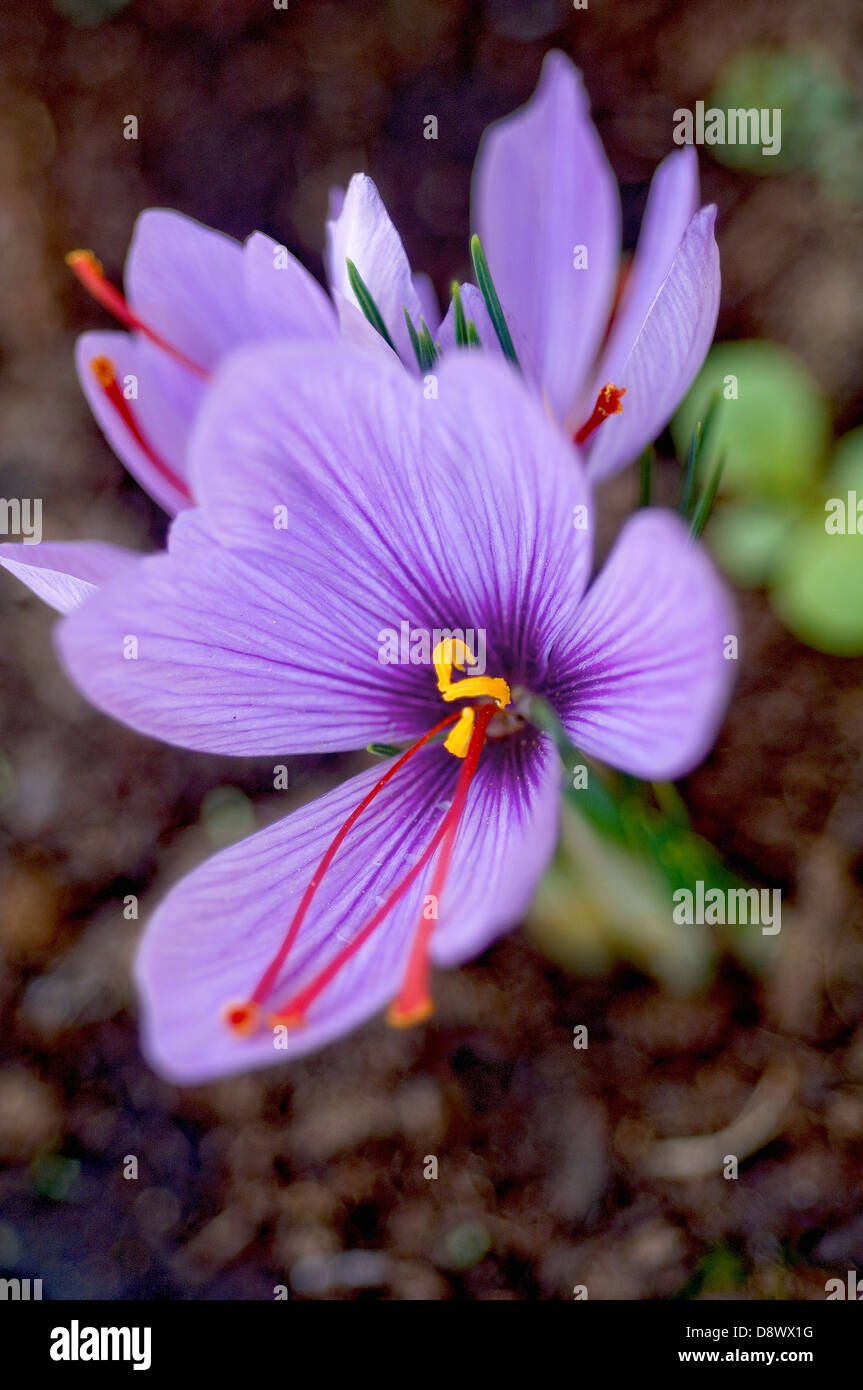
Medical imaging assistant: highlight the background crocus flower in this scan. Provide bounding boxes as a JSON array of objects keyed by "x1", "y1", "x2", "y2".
[
  {"x1": 0, "y1": 179, "x2": 420, "y2": 610},
  {"x1": 466, "y1": 49, "x2": 721, "y2": 481},
  {"x1": 55, "y1": 341, "x2": 735, "y2": 1083}
]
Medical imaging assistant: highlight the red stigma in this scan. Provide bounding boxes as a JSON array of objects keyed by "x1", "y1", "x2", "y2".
[
  {"x1": 226, "y1": 711, "x2": 461, "y2": 1031},
  {"x1": 66, "y1": 249, "x2": 210, "y2": 382},
  {"x1": 89, "y1": 356, "x2": 193, "y2": 504},
  {"x1": 575, "y1": 382, "x2": 626, "y2": 446}
]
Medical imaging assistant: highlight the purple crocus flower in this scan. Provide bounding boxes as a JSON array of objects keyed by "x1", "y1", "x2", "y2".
[
  {"x1": 55, "y1": 341, "x2": 734, "y2": 1083},
  {"x1": 457, "y1": 49, "x2": 720, "y2": 484}
]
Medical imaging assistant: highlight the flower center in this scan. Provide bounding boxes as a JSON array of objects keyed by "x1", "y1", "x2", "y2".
[{"x1": 433, "y1": 636, "x2": 511, "y2": 757}]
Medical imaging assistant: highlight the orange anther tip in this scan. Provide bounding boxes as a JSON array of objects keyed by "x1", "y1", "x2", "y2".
[
  {"x1": 66, "y1": 248, "x2": 102, "y2": 272},
  {"x1": 386, "y1": 997, "x2": 435, "y2": 1029},
  {"x1": 90, "y1": 355, "x2": 116, "y2": 387},
  {"x1": 223, "y1": 1001, "x2": 259, "y2": 1036}
]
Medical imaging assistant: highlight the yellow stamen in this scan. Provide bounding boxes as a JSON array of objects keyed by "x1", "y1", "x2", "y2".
[
  {"x1": 443, "y1": 707, "x2": 475, "y2": 757},
  {"x1": 441, "y1": 675, "x2": 510, "y2": 706},
  {"x1": 432, "y1": 638, "x2": 511, "y2": 714}
]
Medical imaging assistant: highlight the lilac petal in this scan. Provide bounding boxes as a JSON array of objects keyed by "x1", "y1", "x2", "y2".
[
  {"x1": 473, "y1": 49, "x2": 620, "y2": 422},
  {"x1": 0, "y1": 540, "x2": 142, "y2": 614},
  {"x1": 330, "y1": 290, "x2": 403, "y2": 364},
  {"x1": 125, "y1": 209, "x2": 249, "y2": 371},
  {"x1": 75, "y1": 331, "x2": 197, "y2": 515},
  {"x1": 190, "y1": 341, "x2": 594, "y2": 692},
  {"x1": 242, "y1": 231, "x2": 338, "y2": 340},
  {"x1": 137, "y1": 737, "x2": 559, "y2": 1082},
  {"x1": 325, "y1": 174, "x2": 424, "y2": 365},
  {"x1": 584, "y1": 205, "x2": 720, "y2": 484},
  {"x1": 412, "y1": 271, "x2": 440, "y2": 335},
  {"x1": 56, "y1": 508, "x2": 440, "y2": 756},
  {"x1": 555, "y1": 509, "x2": 736, "y2": 780},
  {"x1": 583, "y1": 147, "x2": 698, "y2": 426}
]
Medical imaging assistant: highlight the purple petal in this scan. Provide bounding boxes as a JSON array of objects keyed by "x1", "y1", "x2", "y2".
[
  {"x1": 189, "y1": 341, "x2": 594, "y2": 693},
  {"x1": 75, "y1": 331, "x2": 197, "y2": 515},
  {"x1": 411, "y1": 271, "x2": 440, "y2": 334},
  {"x1": 325, "y1": 174, "x2": 424, "y2": 366},
  {"x1": 584, "y1": 205, "x2": 720, "y2": 484},
  {"x1": 56, "y1": 509, "x2": 438, "y2": 756},
  {"x1": 583, "y1": 147, "x2": 698, "y2": 425},
  {"x1": 125, "y1": 209, "x2": 249, "y2": 371},
  {"x1": 330, "y1": 290, "x2": 403, "y2": 364},
  {"x1": 0, "y1": 540, "x2": 142, "y2": 614},
  {"x1": 473, "y1": 50, "x2": 620, "y2": 422},
  {"x1": 137, "y1": 737, "x2": 559, "y2": 1081},
  {"x1": 554, "y1": 509, "x2": 736, "y2": 779},
  {"x1": 242, "y1": 231, "x2": 338, "y2": 340}
]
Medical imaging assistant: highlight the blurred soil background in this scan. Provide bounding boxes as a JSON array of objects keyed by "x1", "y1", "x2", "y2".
[{"x1": 1, "y1": 0, "x2": 863, "y2": 1300}]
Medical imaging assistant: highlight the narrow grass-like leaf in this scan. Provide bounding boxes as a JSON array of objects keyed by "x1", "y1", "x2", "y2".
[
  {"x1": 638, "y1": 446, "x2": 654, "y2": 509},
  {"x1": 346, "y1": 258, "x2": 395, "y2": 351},
  {"x1": 469, "y1": 234, "x2": 519, "y2": 365},
  {"x1": 679, "y1": 392, "x2": 723, "y2": 517},
  {"x1": 419, "y1": 317, "x2": 438, "y2": 367},
  {"x1": 690, "y1": 452, "x2": 726, "y2": 539},
  {"x1": 466, "y1": 319, "x2": 482, "y2": 348},
  {"x1": 450, "y1": 281, "x2": 469, "y2": 347},
  {"x1": 366, "y1": 742, "x2": 401, "y2": 758},
  {"x1": 403, "y1": 307, "x2": 425, "y2": 370}
]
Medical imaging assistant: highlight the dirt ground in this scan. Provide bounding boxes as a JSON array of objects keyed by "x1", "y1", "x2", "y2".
[{"x1": 1, "y1": 0, "x2": 862, "y2": 1300}]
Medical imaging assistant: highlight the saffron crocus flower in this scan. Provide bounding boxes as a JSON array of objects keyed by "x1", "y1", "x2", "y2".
[
  {"x1": 55, "y1": 342, "x2": 734, "y2": 1083},
  {"x1": 458, "y1": 49, "x2": 721, "y2": 483},
  {"x1": 0, "y1": 179, "x2": 432, "y2": 610}
]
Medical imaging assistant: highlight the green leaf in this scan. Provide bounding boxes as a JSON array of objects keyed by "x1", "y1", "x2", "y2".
[
  {"x1": 638, "y1": 447, "x2": 654, "y2": 509},
  {"x1": 450, "y1": 282, "x2": 469, "y2": 347},
  {"x1": 690, "y1": 452, "x2": 726, "y2": 538},
  {"x1": 770, "y1": 512, "x2": 863, "y2": 655},
  {"x1": 672, "y1": 341, "x2": 830, "y2": 503},
  {"x1": 346, "y1": 259, "x2": 396, "y2": 351},
  {"x1": 469, "y1": 234, "x2": 519, "y2": 365},
  {"x1": 403, "y1": 308, "x2": 426, "y2": 370},
  {"x1": 709, "y1": 47, "x2": 858, "y2": 177},
  {"x1": 366, "y1": 742, "x2": 401, "y2": 758},
  {"x1": 707, "y1": 501, "x2": 795, "y2": 587}
]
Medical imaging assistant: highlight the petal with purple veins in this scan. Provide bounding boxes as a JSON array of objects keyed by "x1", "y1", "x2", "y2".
[
  {"x1": 584, "y1": 205, "x2": 720, "y2": 484},
  {"x1": 553, "y1": 509, "x2": 736, "y2": 780},
  {"x1": 0, "y1": 539, "x2": 142, "y2": 614},
  {"x1": 473, "y1": 50, "x2": 620, "y2": 423},
  {"x1": 136, "y1": 736, "x2": 559, "y2": 1082}
]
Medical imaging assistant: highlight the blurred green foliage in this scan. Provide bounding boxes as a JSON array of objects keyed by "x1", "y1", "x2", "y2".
[
  {"x1": 709, "y1": 47, "x2": 863, "y2": 202},
  {"x1": 674, "y1": 341, "x2": 863, "y2": 656}
]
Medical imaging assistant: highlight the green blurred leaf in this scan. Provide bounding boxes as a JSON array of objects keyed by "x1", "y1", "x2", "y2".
[
  {"x1": 771, "y1": 513, "x2": 863, "y2": 655},
  {"x1": 709, "y1": 47, "x2": 857, "y2": 175},
  {"x1": 831, "y1": 425, "x2": 863, "y2": 493},
  {"x1": 672, "y1": 341, "x2": 830, "y2": 503},
  {"x1": 200, "y1": 785, "x2": 256, "y2": 848},
  {"x1": 707, "y1": 500, "x2": 796, "y2": 587}
]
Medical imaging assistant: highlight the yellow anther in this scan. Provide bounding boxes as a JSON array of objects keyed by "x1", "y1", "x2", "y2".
[
  {"x1": 433, "y1": 637, "x2": 475, "y2": 694},
  {"x1": 432, "y1": 636, "x2": 510, "y2": 713},
  {"x1": 443, "y1": 707, "x2": 475, "y2": 758},
  {"x1": 440, "y1": 675, "x2": 510, "y2": 707}
]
